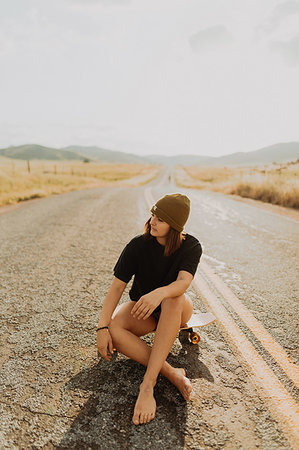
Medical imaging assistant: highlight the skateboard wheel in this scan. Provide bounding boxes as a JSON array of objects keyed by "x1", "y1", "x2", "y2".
[{"x1": 190, "y1": 332, "x2": 200, "y2": 344}]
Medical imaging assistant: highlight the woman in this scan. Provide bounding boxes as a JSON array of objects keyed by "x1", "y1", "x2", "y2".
[{"x1": 96, "y1": 193, "x2": 202, "y2": 425}]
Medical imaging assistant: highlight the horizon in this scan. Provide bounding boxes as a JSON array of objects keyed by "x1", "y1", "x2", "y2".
[
  {"x1": 1, "y1": 1, "x2": 299, "y2": 157},
  {"x1": 1, "y1": 140, "x2": 298, "y2": 160}
]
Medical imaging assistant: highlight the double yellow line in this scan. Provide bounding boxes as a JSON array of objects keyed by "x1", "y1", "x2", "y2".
[{"x1": 145, "y1": 187, "x2": 299, "y2": 449}]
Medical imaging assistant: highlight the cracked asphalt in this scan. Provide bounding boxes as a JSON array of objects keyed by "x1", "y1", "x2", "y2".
[{"x1": 0, "y1": 183, "x2": 293, "y2": 449}]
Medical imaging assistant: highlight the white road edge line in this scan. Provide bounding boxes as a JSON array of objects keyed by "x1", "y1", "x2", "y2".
[{"x1": 200, "y1": 260, "x2": 299, "y2": 387}]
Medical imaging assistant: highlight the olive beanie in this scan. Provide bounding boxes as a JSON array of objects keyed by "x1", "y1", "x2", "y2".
[{"x1": 151, "y1": 193, "x2": 190, "y2": 232}]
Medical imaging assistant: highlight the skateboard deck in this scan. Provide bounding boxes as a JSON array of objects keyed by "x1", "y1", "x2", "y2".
[{"x1": 180, "y1": 311, "x2": 216, "y2": 344}]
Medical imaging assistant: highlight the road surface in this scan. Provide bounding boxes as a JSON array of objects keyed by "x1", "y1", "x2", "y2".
[{"x1": 0, "y1": 169, "x2": 298, "y2": 449}]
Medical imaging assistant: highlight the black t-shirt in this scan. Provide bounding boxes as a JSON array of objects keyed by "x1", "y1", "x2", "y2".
[{"x1": 113, "y1": 234, "x2": 202, "y2": 301}]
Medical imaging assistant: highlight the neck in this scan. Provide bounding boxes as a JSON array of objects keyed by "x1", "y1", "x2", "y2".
[{"x1": 156, "y1": 236, "x2": 166, "y2": 246}]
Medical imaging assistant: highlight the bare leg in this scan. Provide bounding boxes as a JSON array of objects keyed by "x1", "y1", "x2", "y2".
[
  {"x1": 110, "y1": 301, "x2": 192, "y2": 390},
  {"x1": 109, "y1": 296, "x2": 193, "y2": 425},
  {"x1": 132, "y1": 295, "x2": 191, "y2": 425}
]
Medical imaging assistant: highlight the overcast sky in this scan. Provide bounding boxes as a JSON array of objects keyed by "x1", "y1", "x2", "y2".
[{"x1": 0, "y1": 0, "x2": 298, "y2": 157}]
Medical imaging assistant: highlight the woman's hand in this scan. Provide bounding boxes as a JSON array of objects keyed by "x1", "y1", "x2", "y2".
[
  {"x1": 131, "y1": 289, "x2": 165, "y2": 320},
  {"x1": 97, "y1": 329, "x2": 114, "y2": 362}
]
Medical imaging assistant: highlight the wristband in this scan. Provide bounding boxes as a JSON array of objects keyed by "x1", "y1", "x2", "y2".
[{"x1": 96, "y1": 326, "x2": 109, "y2": 332}]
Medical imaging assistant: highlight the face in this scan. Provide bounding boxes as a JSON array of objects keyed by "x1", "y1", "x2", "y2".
[{"x1": 150, "y1": 214, "x2": 170, "y2": 240}]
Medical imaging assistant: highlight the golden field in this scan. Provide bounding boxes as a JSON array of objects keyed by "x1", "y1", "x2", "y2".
[
  {"x1": 176, "y1": 162, "x2": 299, "y2": 209},
  {"x1": 0, "y1": 158, "x2": 159, "y2": 207}
]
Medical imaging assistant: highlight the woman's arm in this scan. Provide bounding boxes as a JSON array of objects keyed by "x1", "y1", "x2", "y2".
[
  {"x1": 97, "y1": 277, "x2": 127, "y2": 361},
  {"x1": 158, "y1": 270, "x2": 193, "y2": 299},
  {"x1": 131, "y1": 270, "x2": 193, "y2": 320},
  {"x1": 97, "y1": 277, "x2": 127, "y2": 327}
]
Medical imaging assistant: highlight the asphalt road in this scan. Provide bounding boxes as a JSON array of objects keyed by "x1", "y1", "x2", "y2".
[{"x1": 0, "y1": 172, "x2": 297, "y2": 449}]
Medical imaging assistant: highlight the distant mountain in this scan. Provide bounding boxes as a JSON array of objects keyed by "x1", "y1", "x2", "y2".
[
  {"x1": 147, "y1": 142, "x2": 299, "y2": 166},
  {"x1": 62, "y1": 145, "x2": 149, "y2": 164},
  {"x1": 0, "y1": 144, "x2": 150, "y2": 164},
  {"x1": 0, "y1": 144, "x2": 85, "y2": 161},
  {"x1": 0, "y1": 141, "x2": 298, "y2": 166},
  {"x1": 205, "y1": 142, "x2": 299, "y2": 167}
]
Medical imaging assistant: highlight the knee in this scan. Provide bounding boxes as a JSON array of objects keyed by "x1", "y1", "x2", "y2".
[
  {"x1": 109, "y1": 302, "x2": 134, "y2": 336},
  {"x1": 108, "y1": 315, "x2": 123, "y2": 340},
  {"x1": 161, "y1": 294, "x2": 185, "y2": 313}
]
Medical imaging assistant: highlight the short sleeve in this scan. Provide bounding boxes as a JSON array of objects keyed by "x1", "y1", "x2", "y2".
[
  {"x1": 113, "y1": 237, "x2": 139, "y2": 283},
  {"x1": 178, "y1": 240, "x2": 202, "y2": 277}
]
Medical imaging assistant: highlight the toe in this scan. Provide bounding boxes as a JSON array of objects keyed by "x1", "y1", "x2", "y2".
[
  {"x1": 183, "y1": 390, "x2": 189, "y2": 401},
  {"x1": 132, "y1": 411, "x2": 140, "y2": 425}
]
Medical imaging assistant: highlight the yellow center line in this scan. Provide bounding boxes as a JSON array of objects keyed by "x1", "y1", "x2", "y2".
[
  {"x1": 194, "y1": 274, "x2": 299, "y2": 449},
  {"x1": 200, "y1": 260, "x2": 299, "y2": 387}
]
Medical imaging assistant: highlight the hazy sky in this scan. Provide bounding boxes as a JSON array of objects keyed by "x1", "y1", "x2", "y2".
[{"x1": 0, "y1": 0, "x2": 299, "y2": 157}]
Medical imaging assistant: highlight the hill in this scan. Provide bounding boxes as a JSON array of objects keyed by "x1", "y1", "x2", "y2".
[
  {"x1": 0, "y1": 141, "x2": 298, "y2": 166},
  {"x1": 206, "y1": 142, "x2": 299, "y2": 167},
  {"x1": 62, "y1": 145, "x2": 149, "y2": 164},
  {"x1": 0, "y1": 144, "x2": 85, "y2": 161},
  {"x1": 0, "y1": 144, "x2": 151, "y2": 164},
  {"x1": 147, "y1": 142, "x2": 299, "y2": 166}
]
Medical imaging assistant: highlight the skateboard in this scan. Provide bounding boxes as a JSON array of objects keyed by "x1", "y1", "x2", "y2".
[{"x1": 180, "y1": 311, "x2": 216, "y2": 344}]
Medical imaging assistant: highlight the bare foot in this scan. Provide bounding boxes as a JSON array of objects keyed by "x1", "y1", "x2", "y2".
[
  {"x1": 132, "y1": 383, "x2": 156, "y2": 425},
  {"x1": 168, "y1": 368, "x2": 192, "y2": 400}
]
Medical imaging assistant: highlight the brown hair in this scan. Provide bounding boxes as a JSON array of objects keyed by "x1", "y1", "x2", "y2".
[{"x1": 143, "y1": 218, "x2": 185, "y2": 257}]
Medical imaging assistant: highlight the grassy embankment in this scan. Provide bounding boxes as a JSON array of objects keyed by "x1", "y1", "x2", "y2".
[
  {"x1": 0, "y1": 158, "x2": 159, "y2": 207},
  {"x1": 176, "y1": 162, "x2": 299, "y2": 209}
]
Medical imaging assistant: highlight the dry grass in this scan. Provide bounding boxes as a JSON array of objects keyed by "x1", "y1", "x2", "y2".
[
  {"x1": 176, "y1": 163, "x2": 299, "y2": 209},
  {"x1": 0, "y1": 158, "x2": 159, "y2": 206}
]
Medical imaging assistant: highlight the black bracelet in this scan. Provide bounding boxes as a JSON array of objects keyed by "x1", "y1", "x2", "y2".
[{"x1": 96, "y1": 326, "x2": 109, "y2": 332}]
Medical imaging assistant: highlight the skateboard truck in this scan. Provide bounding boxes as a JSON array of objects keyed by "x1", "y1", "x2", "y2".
[
  {"x1": 180, "y1": 311, "x2": 216, "y2": 344},
  {"x1": 184, "y1": 327, "x2": 201, "y2": 344},
  {"x1": 190, "y1": 330, "x2": 200, "y2": 344}
]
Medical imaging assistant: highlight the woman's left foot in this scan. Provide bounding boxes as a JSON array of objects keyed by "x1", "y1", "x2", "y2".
[
  {"x1": 168, "y1": 368, "x2": 192, "y2": 400},
  {"x1": 132, "y1": 383, "x2": 156, "y2": 425}
]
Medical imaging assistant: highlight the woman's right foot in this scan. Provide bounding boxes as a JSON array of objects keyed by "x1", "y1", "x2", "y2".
[
  {"x1": 168, "y1": 367, "x2": 192, "y2": 400},
  {"x1": 132, "y1": 382, "x2": 156, "y2": 425}
]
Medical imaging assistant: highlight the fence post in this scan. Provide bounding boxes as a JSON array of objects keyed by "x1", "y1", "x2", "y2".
[{"x1": 27, "y1": 161, "x2": 30, "y2": 174}]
